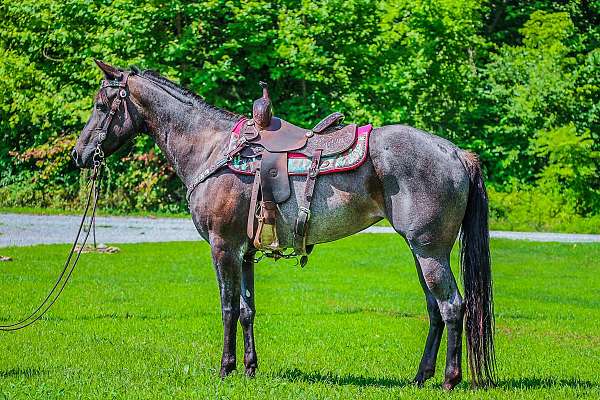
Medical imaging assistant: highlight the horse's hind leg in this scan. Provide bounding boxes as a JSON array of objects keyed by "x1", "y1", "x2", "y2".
[
  {"x1": 412, "y1": 254, "x2": 444, "y2": 386},
  {"x1": 239, "y1": 255, "x2": 258, "y2": 376},
  {"x1": 411, "y1": 245, "x2": 464, "y2": 390}
]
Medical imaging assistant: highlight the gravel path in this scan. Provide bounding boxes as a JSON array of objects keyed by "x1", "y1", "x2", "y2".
[{"x1": 1, "y1": 213, "x2": 599, "y2": 247}]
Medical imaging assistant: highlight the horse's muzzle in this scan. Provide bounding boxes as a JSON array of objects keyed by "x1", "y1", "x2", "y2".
[
  {"x1": 71, "y1": 147, "x2": 91, "y2": 168},
  {"x1": 71, "y1": 148, "x2": 82, "y2": 168}
]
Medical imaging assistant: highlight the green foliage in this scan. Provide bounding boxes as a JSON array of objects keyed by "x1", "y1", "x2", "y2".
[
  {"x1": 489, "y1": 185, "x2": 600, "y2": 234},
  {"x1": 532, "y1": 124, "x2": 600, "y2": 214},
  {"x1": 480, "y1": 11, "x2": 598, "y2": 182},
  {"x1": 1, "y1": 237, "x2": 600, "y2": 397},
  {"x1": 489, "y1": 124, "x2": 599, "y2": 233},
  {"x1": 0, "y1": 1, "x2": 598, "y2": 226}
]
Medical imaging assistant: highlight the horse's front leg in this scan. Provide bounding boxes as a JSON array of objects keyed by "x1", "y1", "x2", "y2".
[
  {"x1": 240, "y1": 254, "x2": 257, "y2": 376},
  {"x1": 210, "y1": 236, "x2": 243, "y2": 378}
]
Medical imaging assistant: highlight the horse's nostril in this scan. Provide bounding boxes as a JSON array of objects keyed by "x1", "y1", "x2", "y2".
[{"x1": 71, "y1": 149, "x2": 78, "y2": 162}]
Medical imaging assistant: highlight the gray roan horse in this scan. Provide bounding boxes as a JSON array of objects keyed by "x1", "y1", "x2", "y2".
[{"x1": 73, "y1": 60, "x2": 495, "y2": 389}]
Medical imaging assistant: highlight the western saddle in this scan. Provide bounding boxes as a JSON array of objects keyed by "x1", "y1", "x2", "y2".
[{"x1": 187, "y1": 82, "x2": 358, "y2": 266}]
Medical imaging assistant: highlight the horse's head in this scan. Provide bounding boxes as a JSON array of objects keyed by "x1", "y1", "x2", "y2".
[{"x1": 72, "y1": 60, "x2": 142, "y2": 168}]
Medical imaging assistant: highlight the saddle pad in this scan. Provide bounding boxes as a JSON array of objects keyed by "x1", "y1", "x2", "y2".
[{"x1": 227, "y1": 120, "x2": 372, "y2": 176}]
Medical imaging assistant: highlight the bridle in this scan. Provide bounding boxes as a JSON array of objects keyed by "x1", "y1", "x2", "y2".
[
  {"x1": 0, "y1": 72, "x2": 133, "y2": 332},
  {"x1": 87, "y1": 71, "x2": 136, "y2": 171},
  {"x1": 94, "y1": 71, "x2": 132, "y2": 156}
]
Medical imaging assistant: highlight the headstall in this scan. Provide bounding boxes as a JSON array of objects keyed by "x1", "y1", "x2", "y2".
[{"x1": 94, "y1": 71, "x2": 132, "y2": 164}]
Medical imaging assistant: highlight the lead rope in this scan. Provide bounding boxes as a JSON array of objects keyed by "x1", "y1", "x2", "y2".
[{"x1": 0, "y1": 145, "x2": 104, "y2": 331}]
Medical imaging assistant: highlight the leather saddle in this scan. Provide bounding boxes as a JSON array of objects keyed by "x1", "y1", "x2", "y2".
[
  {"x1": 238, "y1": 82, "x2": 358, "y2": 264},
  {"x1": 239, "y1": 117, "x2": 356, "y2": 203}
]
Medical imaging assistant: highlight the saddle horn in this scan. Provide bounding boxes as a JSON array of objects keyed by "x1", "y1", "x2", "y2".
[{"x1": 253, "y1": 81, "x2": 273, "y2": 129}]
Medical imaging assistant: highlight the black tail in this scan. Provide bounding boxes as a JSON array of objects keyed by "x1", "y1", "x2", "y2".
[{"x1": 459, "y1": 152, "x2": 496, "y2": 387}]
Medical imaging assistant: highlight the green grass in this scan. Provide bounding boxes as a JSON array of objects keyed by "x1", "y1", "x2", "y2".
[{"x1": 0, "y1": 236, "x2": 598, "y2": 399}]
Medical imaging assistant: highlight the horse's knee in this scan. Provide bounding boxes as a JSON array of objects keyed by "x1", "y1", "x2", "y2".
[
  {"x1": 239, "y1": 290, "x2": 255, "y2": 324},
  {"x1": 239, "y1": 306, "x2": 255, "y2": 327}
]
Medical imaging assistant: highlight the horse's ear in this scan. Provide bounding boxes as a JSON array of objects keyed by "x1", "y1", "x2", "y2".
[{"x1": 94, "y1": 59, "x2": 121, "y2": 80}]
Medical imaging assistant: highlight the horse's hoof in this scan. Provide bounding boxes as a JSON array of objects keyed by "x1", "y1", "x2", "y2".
[
  {"x1": 412, "y1": 378, "x2": 424, "y2": 388},
  {"x1": 413, "y1": 368, "x2": 434, "y2": 387},
  {"x1": 245, "y1": 366, "x2": 257, "y2": 378},
  {"x1": 442, "y1": 374, "x2": 462, "y2": 391},
  {"x1": 220, "y1": 365, "x2": 236, "y2": 378}
]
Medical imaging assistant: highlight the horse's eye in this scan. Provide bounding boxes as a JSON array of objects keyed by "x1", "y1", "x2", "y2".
[{"x1": 96, "y1": 103, "x2": 107, "y2": 112}]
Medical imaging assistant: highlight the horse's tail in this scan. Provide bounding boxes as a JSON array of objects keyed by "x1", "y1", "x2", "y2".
[{"x1": 459, "y1": 151, "x2": 496, "y2": 387}]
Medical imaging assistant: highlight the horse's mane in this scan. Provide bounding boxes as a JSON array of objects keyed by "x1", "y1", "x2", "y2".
[{"x1": 130, "y1": 66, "x2": 239, "y2": 122}]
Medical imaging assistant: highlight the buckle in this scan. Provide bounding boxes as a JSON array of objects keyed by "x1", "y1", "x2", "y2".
[{"x1": 298, "y1": 206, "x2": 311, "y2": 219}]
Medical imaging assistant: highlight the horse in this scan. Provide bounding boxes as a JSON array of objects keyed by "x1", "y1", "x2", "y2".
[{"x1": 72, "y1": 60, "x2": 495, "y2": 390}]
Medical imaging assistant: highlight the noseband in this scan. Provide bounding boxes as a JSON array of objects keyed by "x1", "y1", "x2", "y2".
[{"x1": 94, "y1": 72, "x2": 132, "y2": 164}]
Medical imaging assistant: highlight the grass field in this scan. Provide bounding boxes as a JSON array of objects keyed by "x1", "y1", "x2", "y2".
[{"x1": 0, "y1": 235, "x2": 598, "y2": 399}]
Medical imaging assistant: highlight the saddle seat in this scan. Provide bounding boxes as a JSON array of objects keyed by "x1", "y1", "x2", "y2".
[{"x1": 239, "y1": 115, "x2": 356, "y2": 156}]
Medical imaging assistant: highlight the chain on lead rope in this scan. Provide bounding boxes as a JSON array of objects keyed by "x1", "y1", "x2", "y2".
[
  {"x1": 93, "y1": 143, "x2": 105, "y2": 171},
  {"x1": 91, "y1": 144, "x2": 104, "y2": 247}
]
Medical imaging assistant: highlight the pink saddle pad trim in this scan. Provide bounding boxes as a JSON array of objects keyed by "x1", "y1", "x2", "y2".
[{"x1": 231, "y1": 117, "x2": 247, "y2": 134}]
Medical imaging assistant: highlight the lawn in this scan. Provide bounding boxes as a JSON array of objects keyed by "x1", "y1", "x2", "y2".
[{"x1": 0, "y1": 235, "x2": 598, "y2": 399}]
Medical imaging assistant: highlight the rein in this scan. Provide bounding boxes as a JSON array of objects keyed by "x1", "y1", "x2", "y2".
[
  {"x1": 0, "y1": 151, "x2": 104, "y2": 331},
  {"x1": 0, "y1": 73, "x2": 131, "y2": 331}
]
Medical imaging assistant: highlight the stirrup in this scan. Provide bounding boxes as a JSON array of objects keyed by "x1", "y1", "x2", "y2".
[{"x1": 253, "y1": 202, "x2": 280, "y2": 251}]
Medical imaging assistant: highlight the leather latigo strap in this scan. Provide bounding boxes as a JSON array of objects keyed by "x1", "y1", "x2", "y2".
[
  {"x1": 247, "y1": 168, "x2": 262, "y2": 240},
  {"x1": 293, "y1": 148, "x2": 323, "y2": 260}
]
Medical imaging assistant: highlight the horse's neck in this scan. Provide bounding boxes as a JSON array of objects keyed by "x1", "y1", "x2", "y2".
[{"x1": 130, "y1": 76, "x2": 238, "y2": 187}]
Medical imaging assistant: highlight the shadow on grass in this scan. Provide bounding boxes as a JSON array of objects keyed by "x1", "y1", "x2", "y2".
[
  {"x1": 276, "y1": 369, "x2": 599, "y2": 391},
  {"x1": 0, "y1": 367, "x2": 47, "y2": 379},
  {"x1": 275, "y1": 368, "x2": 413, "y2": 388},
  {"x1": 498, "y1": 377, "x2": 600, "y2": 389}
]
